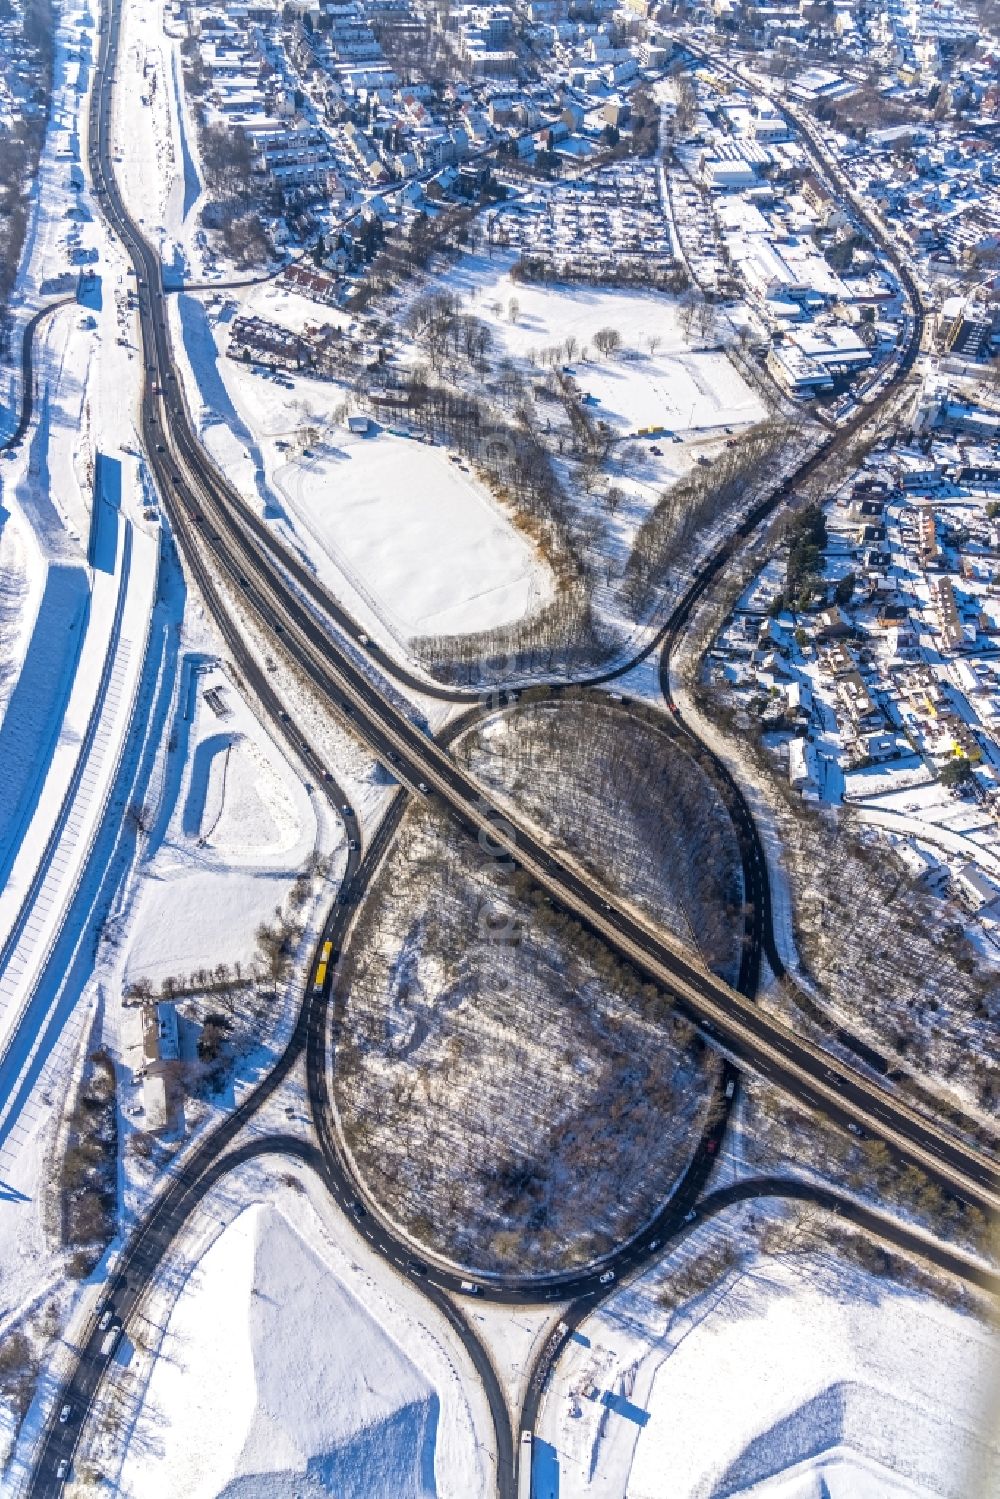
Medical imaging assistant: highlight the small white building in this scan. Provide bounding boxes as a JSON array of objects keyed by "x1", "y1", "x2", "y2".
[
  {"x1": 956, "y1": 862, "x2": 1000, "y2": 910},
  {"x1": 788, "y1": 736, "x2": 819, "y2": 791}
]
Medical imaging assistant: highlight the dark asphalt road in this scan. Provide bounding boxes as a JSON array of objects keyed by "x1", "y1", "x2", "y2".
[
  {"x1": 24, "y1": 12, "x2": 998, "y2": 1497},
  {"x1": 0, "y1": 298, "x2": 73, "y2": 453}
]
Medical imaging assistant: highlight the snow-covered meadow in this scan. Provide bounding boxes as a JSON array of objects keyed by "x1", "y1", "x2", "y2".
[
  {"x1": 454, "y1": 265, "x2": 766, "y2": 437},
  {"x1": 535, "y1": 1209, "x2": 1000, "y2": 1499},
  {"x1": 82, "y1": 1158, "x2": 492, "y2": 1499}
]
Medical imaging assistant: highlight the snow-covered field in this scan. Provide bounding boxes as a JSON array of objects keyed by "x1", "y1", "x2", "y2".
[
  {"x1": 535, "y1": 1212, "x2": 1000, "y2": 1499},
  {"x1": 272, "y1": 432, "x2": 547, "y2": 637},
  {"x1": 86, "y1": 1158, "x2": 491, "y2": 1499},
  {"x1": 451, "y1": 259, "x2": 767, "y2": 435}
]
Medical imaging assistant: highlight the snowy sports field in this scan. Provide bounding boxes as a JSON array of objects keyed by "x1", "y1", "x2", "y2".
[
  {"x1": 272, "y1": 432, "x2": 549, "y2": 637},
  {"x1": 167, "y1": 295, "x2": 556, "y2": 646}
]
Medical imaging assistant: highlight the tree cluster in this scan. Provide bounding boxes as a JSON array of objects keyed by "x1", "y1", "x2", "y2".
[
  {"x1": 624, "y1": 418, "x2": 791, "y2": 615},
  {"x1": 60, "y1": 1050, "x2": 118, "y2": 1278},
  {"x1": 784, "y1": 501, "x2": 828, "y2": 608}
]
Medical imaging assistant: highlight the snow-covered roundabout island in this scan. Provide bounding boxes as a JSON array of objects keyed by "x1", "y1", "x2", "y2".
[{"x1": 78, "y1": 1160, "x2": 491, "y2": 1499}]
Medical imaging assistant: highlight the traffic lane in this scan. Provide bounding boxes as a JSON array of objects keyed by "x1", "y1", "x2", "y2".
[
  {"x1": 99, "y1": 0, "x2": 995, "y2": 1211},
  {"x1": 184, "y1": 501, "x2": 997, "y2": 1210},
  {"x1": 111, "y1": 0, "x2": 956, "y2": 1247}
]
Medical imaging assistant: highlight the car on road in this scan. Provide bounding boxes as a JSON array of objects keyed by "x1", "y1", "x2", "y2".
[
  {"x1": 98, "y1": 1310, "x2": 112, "y2": 1331},
  {"x1": 847, "y1": 1121, "x2": 863, "y2": 1137},
  {"x1": 683, "y1": 1209, "x2": 697, "y2": 1224},
  {"x1": 705, "y1": 1138, "x2": 718, "y2": 1155},
  {"x1": 350, "y1": 1198, "x2": 367, "y2": 1220},
  {"x1": 56, "y1": 1460, "x2": 69, "y2": 1479},
  {"x1": 348, "y1": 839, "x2": 359, "y2": 850},
  {"x1": 406, "y1": 1258, "x2": 427, "y2": 1276},
  {"x1": 459, "y1": 1280, "x2": 480, "y2": 1294},
  {"x1": 59, "y1": 1404, "x2": 72, "y2": 1423},
  {"x1": 599, "y1": 1270, "x2": 615, "y2": 1285},
  {"x1": 418, "y1": 782, "x2": 429, "y2": 794}
]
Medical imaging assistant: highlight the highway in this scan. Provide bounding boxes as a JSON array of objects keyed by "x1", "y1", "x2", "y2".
[
  {"x1": 25, "y1": 8, "x2": 1000, "y2": 1494},
  {"x1": 86, "y1": 0, "x2": 1000, "y2": 1202}
]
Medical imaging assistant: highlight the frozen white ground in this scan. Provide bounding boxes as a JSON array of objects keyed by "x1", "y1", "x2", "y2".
[
  {"x1": 272, "y1": 430, "x2": 547, "y2": 637},
  {"x1": 450, "y1": 258, "x2": 766, "y2": 436},
  {"x1": 87, "y1": 1158, "x2": 492, "y2": 1499},
  {"x1": 120, "y1": 654, "x2": 326, "y2": 990},
  {"x1": 110, "y1": 0, "x2": 204, "y2": 279},
  {"x1": 535, "y1": 1212, "x2": 1000, "y2": 1499},
  {"x1": 169, "y1": 290, "x2": 557, "y2": 650}
]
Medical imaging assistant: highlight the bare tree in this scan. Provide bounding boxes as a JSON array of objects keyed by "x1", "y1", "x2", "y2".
[{"x1": 593, "y1": 326, "x2": 622, "y2": 358}]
